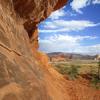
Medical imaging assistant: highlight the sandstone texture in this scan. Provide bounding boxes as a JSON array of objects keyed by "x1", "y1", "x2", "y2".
[{"x1": 0, "y1": 0, "x2": 100, "y2": 100}]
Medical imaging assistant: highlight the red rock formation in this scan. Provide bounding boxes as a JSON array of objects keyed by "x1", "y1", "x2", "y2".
[
  {"x1": 13, "y1": 0, "x2": 68, "y2": 49},
  {"x1": 0, "y1": 0, "x2": 100, "y2": 100}
]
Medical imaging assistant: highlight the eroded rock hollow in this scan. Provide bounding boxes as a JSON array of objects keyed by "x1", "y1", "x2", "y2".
[
  {"x1": 0, "y1": 0, "x2": 100, "y2": 100},
  {"x1": 13, "y1": 0, "x2": 67, "y2": 50}
]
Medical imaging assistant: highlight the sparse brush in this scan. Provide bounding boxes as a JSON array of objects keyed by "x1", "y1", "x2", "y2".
[
  {"x1": 54, "y1": 64, "x2": 80, "y2": 80},
  {"x1": 67, "y1": 65, "x2": 80, "y2": 80},
  {"x1": 91, "y1": 74, "x2": 100, "y2": 89},
  {"x1": 90, "y1": 61, "x2": 100, "y2": 89},
  {"x1": 97, "y1": 61, "x2": 100, "y2": 80},
  {"x1": 58, "y1": 67, "x2": 69, "y2": 75}
]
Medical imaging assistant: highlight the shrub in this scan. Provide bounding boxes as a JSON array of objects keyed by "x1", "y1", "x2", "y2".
[
  {"x1": 67, "y1": 65, "x2": 80, "y2": 80},
  {"x1": 91, "y1": 74, "x2": 100, "y2": 89},
  {"x1": 58, "y1": 66, "x2": 69, "y2": 75},
  {"x1": 97, "y1": 61, "x2": 100, "y2": 79},
  {"x1": 54, "y1": 64, "x2": 80, "y2": 80},
  {"x1": 90, "y1": 61, "x2": 100, "y2": 89}
]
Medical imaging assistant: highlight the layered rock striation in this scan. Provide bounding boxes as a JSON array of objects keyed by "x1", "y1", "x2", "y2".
[
  {"x1": 0, "y1": 0, "x2": 100, "y2": 100},
  {"x1": 0, "y1": 0, "x2": 68, "y2": 100}
]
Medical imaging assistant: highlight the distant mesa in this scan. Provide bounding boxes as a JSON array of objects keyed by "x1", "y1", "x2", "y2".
[{"x1": 48, "y1": 52, "x2": 96, "y2": 62}]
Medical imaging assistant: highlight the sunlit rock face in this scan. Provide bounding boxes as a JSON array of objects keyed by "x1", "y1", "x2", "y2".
[
  {"x1": 0, "y1": 0, "x2": 68, "y2": 100},
  {"x1": 0, "y1": 0, "x2": 100, "y2": 100}
]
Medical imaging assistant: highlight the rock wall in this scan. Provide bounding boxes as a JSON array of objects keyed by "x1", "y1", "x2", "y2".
[
  {"x1": 0, "y1": 0, "x2": 68, "y2": 100},
  {"x1": 0, "y1": 0, "x2": 100, "y2": 100}
]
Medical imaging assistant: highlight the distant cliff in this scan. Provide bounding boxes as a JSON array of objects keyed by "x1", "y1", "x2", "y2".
[
  {"x1": 48, "y1": 52, "x2": 95, "y2": 62},
  {"x1": 0, "y1": 0, "x2": 100, "y2": 100}
]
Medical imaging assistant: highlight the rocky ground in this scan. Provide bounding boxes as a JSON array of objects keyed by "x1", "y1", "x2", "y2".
[{"x1": 0, "y1": 0, "x2": 100, "y2": 100}]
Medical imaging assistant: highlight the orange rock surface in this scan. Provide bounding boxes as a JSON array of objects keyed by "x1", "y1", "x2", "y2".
[{"x1": 0, "y1": 0, "x2": 100, "y2": 100}]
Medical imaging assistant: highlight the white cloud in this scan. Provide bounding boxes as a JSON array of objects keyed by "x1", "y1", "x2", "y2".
[
  {"x1": 93, "y1": 0, "x2": 100, "y2": 4},
  {"x1": 39, "y1": 34, "x2": 99, "y2": 54},
  {"x1": 70, "y1": 0, "x2": 90, "y2": 14},
  {"x1": 49, "y1": 9, "x2": 66, "y2": 20},
  {"x1": 70, "y1": 0, "x2": 100, "y2": 13},
  {"x1": 39, "y1": 20, "x2": 100, "y2": 33},
  {"x1": 66, "y1": 10, "x2": 77, "y2": 16},
  {"x1": 74, "y1": 44, "x2": 100, "y2": 55},
  {"x1": 49, "y1": 8, "x2": 77, "y2": 20}
]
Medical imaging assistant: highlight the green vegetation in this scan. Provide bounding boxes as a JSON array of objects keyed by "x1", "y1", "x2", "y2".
[
  {"x1": 91, "y1": 74, "x2": 100, "y2": 89},
  {"x1": 66, "y1": 65, "x2": 80, "y2": 80},
  {"x1": 51, "y1": 59, "x2": 100, "y2": 89},
  {"x1": 55, "y1": 65, "x2": 80, "y2": 80},
  {"x1": 90, "y1": 61, "x2": 100, "y2": 89},
  {"x1": 52, "y1": 60, "x2": 97, "y2": 75},
  {"x1": 97, "y1": 61, "x2": 100, "y2": 79}
]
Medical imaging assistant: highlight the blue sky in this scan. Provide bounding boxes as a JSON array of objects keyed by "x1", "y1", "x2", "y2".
[{"x1": 38, "y1": 0, "x2": 100, "y2": 55}]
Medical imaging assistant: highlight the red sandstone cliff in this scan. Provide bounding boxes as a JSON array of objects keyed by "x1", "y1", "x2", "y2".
[{"x1": 0, "y1": 0, "x2": 100, "y2": 100}]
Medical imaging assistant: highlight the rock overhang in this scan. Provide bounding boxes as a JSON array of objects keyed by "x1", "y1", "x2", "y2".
[{"x1": 12, "y1": 0, "x2": 68, "y2": 39}]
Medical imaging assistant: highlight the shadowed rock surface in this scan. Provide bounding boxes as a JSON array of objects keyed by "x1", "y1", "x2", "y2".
[{"x1": 0, "y1": 0, "x2": 100, "y2": 100}]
